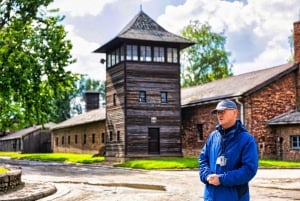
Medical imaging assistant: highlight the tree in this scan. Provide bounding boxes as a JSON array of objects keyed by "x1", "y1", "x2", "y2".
[
  {"x1": 180, "y1": 20, "x2": 233, "y2": 87},
  {"x1": 0, "y1": 0, "x2": 79, "y2": 133}
]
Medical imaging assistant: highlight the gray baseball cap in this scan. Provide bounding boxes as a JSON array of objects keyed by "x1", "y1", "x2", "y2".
[{"x1": 211, "y1": 99, "x2": 237, "y2": 114}]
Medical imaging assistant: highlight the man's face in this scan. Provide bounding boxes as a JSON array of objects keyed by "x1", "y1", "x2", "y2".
[{"x1": 216, "y1": 109, "x2": 237, "y2": 129}]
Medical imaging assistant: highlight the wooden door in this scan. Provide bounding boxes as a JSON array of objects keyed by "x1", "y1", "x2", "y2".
[{"x1": 148, "y1": 128, "x2": 160, "y2": 154}]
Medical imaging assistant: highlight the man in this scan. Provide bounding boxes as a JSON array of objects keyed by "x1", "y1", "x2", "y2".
[{"x1": 199, "y1": 99, "x2": 258, "y2": 201}]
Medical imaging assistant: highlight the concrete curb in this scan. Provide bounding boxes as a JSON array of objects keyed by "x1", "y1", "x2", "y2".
[{"x1": 0, "y1": 182, "x2": 57, "y2": 201}]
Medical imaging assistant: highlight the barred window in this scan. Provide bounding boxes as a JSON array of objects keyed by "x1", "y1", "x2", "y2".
[{"x1": 291, "y1": 135, "x2": 300, "y2": 149}]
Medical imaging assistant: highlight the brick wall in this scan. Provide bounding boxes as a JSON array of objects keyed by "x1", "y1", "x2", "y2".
[
  {"x1": 244, "y1": 73, "x2": 296, "y2": 158},
  {"x1": 294, "y1": 21, "x2": 300, "y2": 62}
]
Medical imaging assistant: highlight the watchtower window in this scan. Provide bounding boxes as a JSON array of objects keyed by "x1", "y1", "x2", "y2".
[
  {"x1": 107, "y1": 54, "x2": 111, "y2": 67},
  {"x1": 161, "y1": 92, "x2": 168, "y2": 103},
  {"x1": 167, "y1": 48, "x2": 178, "y2": 63},
  {"x1": 140, "y1": 46, "x2": 152, "y2": 62},
  {"x1": 126, "y1": 45, "x2": 138, "y2": 61},
  {"x1": 153, "y1": 47, "x2": 165, "y2": 62},
  {"x1": 120, "y1": 46, "x2": 125, "y2": 61},
  {"x1": 111, "y1": 50, "x2": 116, "y2": 66},
  {"x1": 139, "y1": 91, "x2": 146, "y2": 102}
]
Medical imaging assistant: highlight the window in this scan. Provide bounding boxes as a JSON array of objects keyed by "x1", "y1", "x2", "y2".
[
  {"x1": 140, "y1": 46, "x2": 152, "y2": 61},
  {"x1": 126, "y1": 45, "x2": 138, "y2": 61},
  {"x1": 109, "y1": 131, "x2": 113, "y2": 142},
  {"x1": 111, "y1": 50, "x2": 116, "y2": 66},
  {"x1": 291, "y1": 135, "x2": 300, "y2": 149},
  {"x1": 113, "y1": 93, "x2": 117, "y2": 106},
  {"x1": 62, "y1": 136, "x2": 65, "y2": 145},
  {"x1": 101, "y1": 133, "x2": 105, "y2": 143},
  {"x1": 115, "y1": 48, "x2": 120, "y2": 64},
  {"x1": 107, "y1": 54, "x2": 111, "y2": 67},
  {"x1": 139, "y1": 91, "x2": 146, "y2": 102},
  {"x1": 68, "y1": 136, "x2": 70, "y2": 144},
  {"x1": 120, "y1": 46, "x2": 124, "y2": 61},
  {"x1": 56, "y1": 137, "x2": 58, "y2": 146},
  {"x1": 83, "y1": 134, "x2": 87, "y2": 145},
  {"x1": 197, "y1": 124, "x2": 204, "y2": 141},
  {"x1": 167, "y1": 48, "x2": 178, "y2": 63},
  {"x1": 75, "y1": 135, "x2": 78, "y2": 144},
  {"x1": 117, "y1": 131, "x2": 120, "y2": 142},
  {"x1": 92, "y1": 134, "x2": 95, "y2": 144},
  {"x1": 153, "y1": 47, "x2": 165, "y2": 62},
  {"x1": 161, "y1": 92, "x2": 168, "y2": 103}
]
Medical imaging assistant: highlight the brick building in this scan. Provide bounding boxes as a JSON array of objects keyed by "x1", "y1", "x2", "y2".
[
  {"x1": 51, "y1": 108, "x2": 106, "y2": 155},
  {"x1": 181, "y1": 21, "x2": 300, "y2": 160}
]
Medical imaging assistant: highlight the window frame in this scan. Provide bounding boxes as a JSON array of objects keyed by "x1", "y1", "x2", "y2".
[
  {"x1": 167, "y1": 47, "x2": 178, "y2": 63},
  {"x1": 139, "y1": 91, "x2": 146, "y2": 103},
  {"x1": 161, "y1": 91, "x2": 168, "y2": 103},
  {"x1": 291, "y1": 135, "x2": 300, "y2": 149},
  {"x1": 153, "y1": 46, "x2": 165, "y2": 62}
]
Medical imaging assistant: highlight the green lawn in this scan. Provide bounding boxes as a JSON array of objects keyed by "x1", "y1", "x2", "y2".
[
  {"x1": 0, "y1": 152, "x2": 104, "y2": 164},
  {"x1": 115, "y1": 157, "x2": 198, "y2": 170},
  {"x1": 1, "y1": 152, "x2": 300, "y2": 169}
]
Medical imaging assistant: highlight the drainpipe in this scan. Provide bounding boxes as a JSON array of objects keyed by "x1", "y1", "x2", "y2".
[{"x1": 235, "y1": 97, "x2": 244, "y2": 124}]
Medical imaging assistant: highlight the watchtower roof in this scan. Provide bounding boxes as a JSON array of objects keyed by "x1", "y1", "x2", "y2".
[{"x1": 94, "y1": 10, "x2": 194, "y2": 53}]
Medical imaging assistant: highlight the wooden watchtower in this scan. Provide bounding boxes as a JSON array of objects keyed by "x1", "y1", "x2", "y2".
[{"x1": 94, "y1": 10, "x2": 193, "y2": 162}]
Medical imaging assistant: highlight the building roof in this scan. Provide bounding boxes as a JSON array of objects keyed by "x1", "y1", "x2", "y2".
[
  {"x1": 181, "y1": 62, "x2": 299, "y2": 107},
  {"x1": 0, "y1": 122, "x2": 56, "y2": 141},
  {"x1": 268, "y1": 110, "x2": 300, "y2": 125},
  {"x1": 52, "y1": 108, "x2": 106, "y2": 130},
  {"x1": 94, "y1": 10, "x2": 194, "y2": 53}
]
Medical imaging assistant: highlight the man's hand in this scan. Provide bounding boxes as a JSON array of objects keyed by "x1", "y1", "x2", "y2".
[{"x1": 207, "y1": 174, "x2": 221, "y2": 186}]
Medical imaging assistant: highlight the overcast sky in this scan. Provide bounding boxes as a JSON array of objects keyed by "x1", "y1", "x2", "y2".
[{"x1": 49, "y1": 0, "x2": 300, "y2": 81}]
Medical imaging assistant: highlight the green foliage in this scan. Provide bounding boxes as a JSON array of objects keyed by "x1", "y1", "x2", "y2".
[
  {"x1": 0, "y1": 0, "x2": 79, "y2": 132},
  {"x1": 181, "y1": 21, "x2": 233, "y2": 87}
]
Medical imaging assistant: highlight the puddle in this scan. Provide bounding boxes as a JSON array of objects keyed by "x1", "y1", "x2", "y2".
[
  {"x1": 99, "y1": 183, "x2": 166, "y2": 191},
  {"x1": 55, "y1": 181, "x2": 166, "y2": 191}
]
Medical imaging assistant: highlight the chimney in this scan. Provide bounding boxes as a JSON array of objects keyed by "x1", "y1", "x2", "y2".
[
  {"x1": 84, "y1": 90, "x2": 100, "y2": 112},
  {"x1": 294, "y1": 21, "x2": 300, "y2": 62}
]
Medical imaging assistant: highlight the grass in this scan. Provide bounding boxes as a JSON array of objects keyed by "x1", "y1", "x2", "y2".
[
  {"x1": 1, "y1": 152, "x2": 300, "y2": 169},
  {"x1": 259, "y1": 159, "x2": 300, "y2": 168},
  {"x1": 0, "y1": 167, "x2": 8, "y2": 174},
  {"x1": 0, "y1": 152, "x2": 104, "y2": 164},
  {"x1": 115, "y1": 157, "x2": 198, "y2": 170}
]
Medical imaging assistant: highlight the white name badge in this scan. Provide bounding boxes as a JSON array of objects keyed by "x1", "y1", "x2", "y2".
[{"x1": 216, "y1": 155, "x2": 227, "y2": 166}]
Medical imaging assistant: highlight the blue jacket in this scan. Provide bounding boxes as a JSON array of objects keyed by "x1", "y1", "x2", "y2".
[{"x1": 199, "y1": 120, "x2": 258, "y2": 201}]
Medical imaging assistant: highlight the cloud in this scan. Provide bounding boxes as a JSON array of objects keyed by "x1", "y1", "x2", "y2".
[
  {"x1": 49, "y1": 0, "x2": 118, "y2": 17},
  {"x1": 64, "y1": 25, "x2": 106, "y2": 80},
  {"x1": 158, "y1": 0, "x2": 299, "y2": 75}
]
